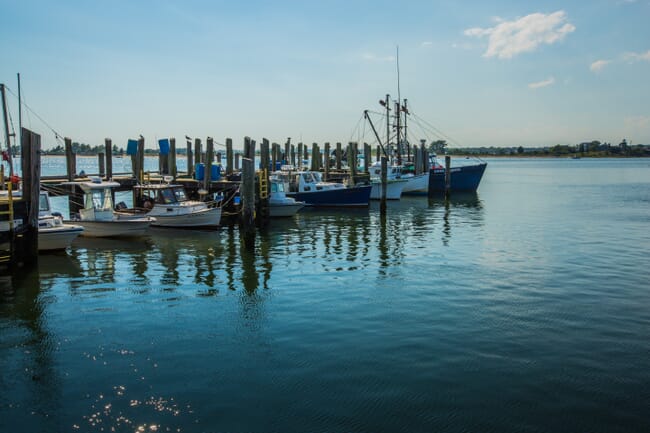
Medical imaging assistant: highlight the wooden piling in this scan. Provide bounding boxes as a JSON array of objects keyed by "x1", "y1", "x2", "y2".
[
  {"x1": 194, "y1": 138, "x2": 202, "y2": 165},
  {"x1": 241, "y1": 156, "x2": 256, "y2": 249},
  {"x1": 284, "y1": 138, "x2": 291, "y2": 165},
  {"x1": 261, "y1": 138, "x2": 270, "y2": 172},
  {"x1": 380, "y1": 156, "x2": 388, "y2": 212},
  {"x1": 64, "y1": 137, "x2": 76, "y2": 181},
  {"x1": 14, "y1": 128, "x2": 40, "y2": 265},
  {"x1": 226, "y1": 138, "x2": 233, "y2": 175},
  {"x1": 187, "y1": 139, "x2": 194, "y2": 178},
  {"x1": 291, "y1": 144, "x2": 296, "y2": 168},
  {"x1": 136, "y1": 137, "x2": 144, "y2": 183},
  {"x1": 204, "y1": 137, "x2": 214, "y2": 192},
  {"x1": 311, "y1": 143, "x2": 317, "y2": 171},
  {"x1": 336, "y1": 142, "x2": 342, "y2": 170},
  {"x1": 297, "y1": 142, "x2": 303, "y2": 169},
  {"x1": 324, "y1": 142, "x2": 330, "y2": 180},
  {"x1": 98, "y1": 152, "x2": 105, "y2": 177},
  {"x1": 169, "y1": 137, "x2": 177, "y2": 178},
  {"x1": 445, "y1": 155, "x2": 451, "y2": 198},
  {"x1": 363, "y1": 143, "x2": 371, "y2": 173},
  {"x1": 104, "y1": 138, "x2": 113, "y2": 180},
  {"x1": 349, "y1": 142, "x2": 357, "y2": 182},
  {"x1": 235, "y1": 153, "x2": 240, "y2": 170}
]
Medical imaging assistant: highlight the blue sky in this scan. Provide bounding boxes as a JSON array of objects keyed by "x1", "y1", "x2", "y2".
[{"x1": 1, "y1": 0, "x2": 649, "y2": 150}]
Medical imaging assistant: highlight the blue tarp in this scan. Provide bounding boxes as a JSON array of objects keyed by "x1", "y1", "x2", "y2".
[
  {"x1": 158, "y1": 138, "x2": 170, "y2": 155},
  {"x1": 126, "y1": 139, "x2": 138, "y2": 155}
]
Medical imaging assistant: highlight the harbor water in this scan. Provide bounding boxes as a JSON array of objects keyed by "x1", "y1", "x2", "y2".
[{"x1": 1, "y1": 157, "x2": 649, "y2": 432}]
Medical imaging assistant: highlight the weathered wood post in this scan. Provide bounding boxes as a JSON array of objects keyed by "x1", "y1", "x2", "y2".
[
  {"x1": 64, "y1": 137, "x2": 76, "y2": 181},
  {"x1": 137, "y1": 136, "x2": 145, "y2": 183},
  {"x1": 284, "y1": 138, "x2": 291, "y2": 165},
  {"x1": 226, "y1": 138, "x2": 233, "y2": 175},
  {"x1": 241, "y1": 155, "x2": 256, "y2": 249},
  {"x1": 291, "y1": 144, "x2": 296, "y2": 168},
  {"x1": 235, "y1": 153, "x2": 240, "y2": 171},
  {"x1": 259, "y1": 138, "x2": 270, "y2": 221},
  {"x1": 364, "y1": 143, "x2": 371, "y2": 173},
  {"x1": 297, "y1": 142, "x2": 303, "y2": 169},
  {"x1": 271, "y1": 143, "x2": 277, "y2": 172},
  {"x1": 336, "y1": 142, "x2": 342, "y2": 170},
  {"x1": 169, "y1": 137, "x2": 177, "y2": 179},
  {"x1": 14, "y1": 127, "x2": 40, "y2": 265},
  {"x1": 380, "y1": 155, "x2": 388, "y2": 212},
  {"x1": 186, "y1": 138, "x2": 194, "y2": 178},
  {"x1": 204, "y1": 137, "x2": 214, "y2": 192},
  {"x1": 104, "y1": 138, "x2": 113, "y2": 180},
  {"x1": 445, "y1": 155, "x2": 451, "y2": 198},
  {"x1": 311, "y1": 143, "x2": 318, "y2": 171},
  {"x1": 98, "y1": 152, "x2": 105, "y2": 177},
  {"x1": 194, "y1": 138, "x2": 202, "y2": 166},
  {"x1": 349, "y1": 142, "x2": 357, "y2": 183},
  {"x1": 324, "y1": 142, "x2": 330, "y2": 180},
  {"x1": 376, "y1": 145, "x2": 381, "y2": 162},
  {"x1": 302, "y1": 143, "x2": 308, "y2": 167}
]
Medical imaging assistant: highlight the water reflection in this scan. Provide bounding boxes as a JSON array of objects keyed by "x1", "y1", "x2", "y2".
[{"x1": 0, "y1": 266, "x2": 62, "y2": 432}]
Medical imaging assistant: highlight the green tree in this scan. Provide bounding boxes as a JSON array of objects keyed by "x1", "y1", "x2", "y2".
[{"x1": 429, "y1": 140, "x2": 448, "y2": 154}]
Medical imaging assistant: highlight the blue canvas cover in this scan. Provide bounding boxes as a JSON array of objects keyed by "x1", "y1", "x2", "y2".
[
  {"x1": 158, "y1": 138, "x2": 170, "y2": 155},
  {"x1": 126, "y1": 139, "x2": 138, "y2": 155}
]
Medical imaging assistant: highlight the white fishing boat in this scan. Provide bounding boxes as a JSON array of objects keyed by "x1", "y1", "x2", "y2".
[
  {"x1": 368, "y1": 162, "x2": 407, "y2": 200},
  {"x1": 269, "y1": 178, "x2": 304, "y2": 217},
  {"x1": 119, "y1": 183, "x2": 221, "y2": 228},
  {"x1": 38, "y1": 192, "x2": 84, "y2": 250},
  {"x1": 71, "y1": 179, "x2": 154, "y2": 237}
]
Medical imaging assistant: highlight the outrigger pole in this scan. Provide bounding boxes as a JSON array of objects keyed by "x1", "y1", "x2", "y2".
[{"x1": 364, "y1": 109, "x2": 388, "y2": 158}]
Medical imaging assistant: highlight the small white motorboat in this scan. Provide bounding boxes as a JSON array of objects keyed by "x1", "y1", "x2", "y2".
[
  {"x1": 118, "y1": 183, "x2": 221, "y2": 228},
  {"x1": 70, "y1": 178, "x2": 154, "y2": 237},
  {"x1": 38, "y1": 191, "x2": 84, "y2": 251},
  {"x1": 269, "y1": 179, "x2": 304, "y2": 217}
]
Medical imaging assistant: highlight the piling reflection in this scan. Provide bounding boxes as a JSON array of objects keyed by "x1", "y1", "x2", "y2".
[{"x1": 0, "y1": 265, "x2": 63, "y2": 432}]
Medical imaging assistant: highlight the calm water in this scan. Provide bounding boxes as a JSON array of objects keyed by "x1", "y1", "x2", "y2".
[{"x1": 1, "y1": 158, "x2": 650, "y2": 432}]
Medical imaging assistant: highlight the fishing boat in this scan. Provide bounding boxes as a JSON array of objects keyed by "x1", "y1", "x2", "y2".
[
  {"x1": 369, "y1": 161, "x2": 408, "y2": 200},
  {"x1": 269, "y1": 178, "x2": 305, "y2": 217},
  {"x1": 119, "y1": 183, "x2": 221, "y2": 228},
  {"x1": 273, "y1": 168, "x2": 372, "y2": 208},
  {"x1": 428, "y1": 155, "x2": 487, "y2": 193},
  {"x1": 70, "y1": 179, "x2": 154, "y2": 237}
]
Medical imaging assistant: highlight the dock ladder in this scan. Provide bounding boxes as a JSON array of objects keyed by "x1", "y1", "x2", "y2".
[
  {"x1": 0, "y1": 176, "x2": 16, "y2": 264},
  {"x1": 258, "y1": 168, "x2": 269, "y2": 200}
]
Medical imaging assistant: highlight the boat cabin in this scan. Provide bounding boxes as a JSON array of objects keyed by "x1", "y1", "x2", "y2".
[{"x1": 77, "y1": 180, "x2": 120, "y2": 222}]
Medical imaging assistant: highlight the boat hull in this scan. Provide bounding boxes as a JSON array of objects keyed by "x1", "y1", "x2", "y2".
[
  {"x1": 429, "y1": 162, "x2": 487, "y2": 193},
  {"x1": 269, "y1": 203, "x2": 304, "y2": 217},
  {"x1": 150, "y1": 207, "x2": 221, "y2": 228},
  {"x1": 370, "y1": 180, "x2": 407, "y2": 200},
  {"x1": 287, "y1": 185, "x2": 372, "y2": 207},
  {"x1": 39, "y1": 225, "x2": 84, "y2": 250},
  {"x1": 401, "y1": 172, "x2": 430, "y2": 195},
  {"x1": 75, "y1": 219, "x2": 152, "y2": 238}
]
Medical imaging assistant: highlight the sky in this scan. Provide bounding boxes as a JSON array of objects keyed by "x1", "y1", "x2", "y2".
[{"x1": 1, "y1": 0, "x2": 649, "y2": 150}]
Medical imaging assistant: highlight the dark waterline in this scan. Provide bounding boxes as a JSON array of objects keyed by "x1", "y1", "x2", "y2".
[{"x1": 1, "y1": 158, "x2": 650, "y2": 432}]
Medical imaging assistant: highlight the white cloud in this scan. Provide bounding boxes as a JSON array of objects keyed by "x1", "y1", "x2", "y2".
[
  {"x1": 590, "y1": 59, "x2": 611, "y2": 72},
  {"x1": 464, "y1": 11, "x2": 576, "y2": 59},
  {"x1": 622, "y1": 50, "x2": 650, "y2": 62},
  {"x1": 528, "y1": 77, "x2": 555, "y2": 89},
  {"x1": 421, "y1": 41, "x2": 433, "y2": 48},
  {"x1": 362, "y1": 53, "x2": 395, "y2": 62}
]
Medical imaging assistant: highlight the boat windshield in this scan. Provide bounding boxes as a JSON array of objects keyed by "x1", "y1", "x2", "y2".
[
  {"x1": 173, "y1": 187, "x2": 188, "y2": 202},
  {"x1": 39, "y1": 193, "x2": 50, "y2": 213},
  {"x1": 301, "y1": 172, "x2": 322, "y2": 184},
  {"x1": 158, "y1": 187, "x2": 178, "y2": 204},
  {"x1": 86, "y1": 189, "x2": 113, "y2": 210}
]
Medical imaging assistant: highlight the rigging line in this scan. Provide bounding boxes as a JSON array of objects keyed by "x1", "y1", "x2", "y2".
[{"x1": 4, "y1": 85, "x2": 65, "y2": 140}]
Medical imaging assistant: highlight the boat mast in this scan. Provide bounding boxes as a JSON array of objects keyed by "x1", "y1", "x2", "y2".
[
  {"x1": 395, "y1": 45, "x2": 402, "y2": 165},
  {"x1": 17, "y1": 73, "x2": 21, "y2": 152},
  {"x1": 385, "y1": 94, "x2": 390, "y2": 160},
  {"x1": 0, "y1": 84, "x2": 14, "y2": 178},
  {"x1": 403, "y1": 98, "x2": 409, "y2": 162}
]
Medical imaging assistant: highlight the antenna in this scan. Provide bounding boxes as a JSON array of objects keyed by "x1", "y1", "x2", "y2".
[{"x1": 396, "y1": 46, "x2": 401, "y2": 109}]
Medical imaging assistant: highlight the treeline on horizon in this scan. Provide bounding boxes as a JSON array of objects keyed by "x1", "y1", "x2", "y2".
[{"x1": 8, "y1": 138, "x2": 650, "y2": 158}]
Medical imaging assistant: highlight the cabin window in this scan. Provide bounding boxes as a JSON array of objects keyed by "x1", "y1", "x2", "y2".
[
  {"x1": 39, "y1": 194, "x2": 50, "y2": 212},
  {"x1": 173, "y1": 188, "x2": 187, "y2": 202},
  {"x1": 159, "y1": 188, "x2": 176, "y2": 204}
]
